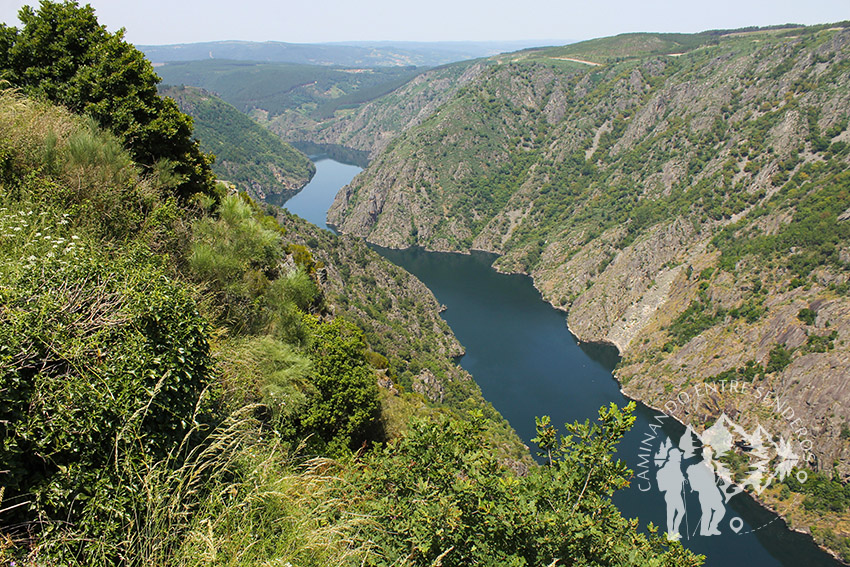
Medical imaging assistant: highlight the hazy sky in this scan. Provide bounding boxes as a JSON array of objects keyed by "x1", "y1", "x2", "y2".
[{"x1": 0, "y1": 0, "x2": 847, "y2": 45}]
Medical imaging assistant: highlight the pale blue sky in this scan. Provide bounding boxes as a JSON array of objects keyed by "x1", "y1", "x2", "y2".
[{"x1": 1, "y1": 0, "x2": 848, "y2": 45}]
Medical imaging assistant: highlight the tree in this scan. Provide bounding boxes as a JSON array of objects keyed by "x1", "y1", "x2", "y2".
[
  {"x1": 301, "y1": 315, "x2": 382, "y2": 454},
  {"x1": 0, "y1": 1, "x2": 216, "y2": 200},
  {"x1": 349, "y1": 403, "x2": 703, "y2": 566}
]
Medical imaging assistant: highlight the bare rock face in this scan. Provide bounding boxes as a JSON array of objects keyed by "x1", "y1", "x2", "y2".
[
  {"x1": 564, "y1": 218, "x2": 699, "y2": 351},
  {"x1": 412, "y1": 369, "x2": 446, "y2": 403},
  {"x1": 377, "y1": 371, "x2": 400, "y2": 396}
]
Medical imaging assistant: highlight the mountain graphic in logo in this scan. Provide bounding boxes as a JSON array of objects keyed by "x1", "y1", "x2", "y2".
[{"x1": 653, "y1": 413, "x2": 801, "y2": 540}]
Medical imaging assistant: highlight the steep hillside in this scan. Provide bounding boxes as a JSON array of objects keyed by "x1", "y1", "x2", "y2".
[
  {"x1": 0, "y1": 4, "x2": 703, "y2": 566},
  {"x1": 328, "y1": 24, "x2": 850, "y2": 552},
  {"x1": 0, "y1": 81, "x2": 697, "y2": 567},
  {"x1": 160, "y1": 85, "x2": 315, "y2": 201}
]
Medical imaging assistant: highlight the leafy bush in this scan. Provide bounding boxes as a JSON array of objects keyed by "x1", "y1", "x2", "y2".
[
  {"x1": 766, "y1": 344, "x2": 793, "y2": 373},
  {"x1": 349, "y1": 403, "x2": 701, "y2": 566},
  {"x1": 301, "y1": 315, "x2": 382, "y2": 454},
  {"x1": 797, "y1": 307, "x2": 817, "y2": 325},
  {"x1": 0, "y1": 240, "x2": 213, "y2": 540}
]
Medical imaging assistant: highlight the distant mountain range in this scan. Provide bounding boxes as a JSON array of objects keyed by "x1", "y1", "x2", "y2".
[{"x1": 139, "y1": 39, "x2": 570, "y2": 67}]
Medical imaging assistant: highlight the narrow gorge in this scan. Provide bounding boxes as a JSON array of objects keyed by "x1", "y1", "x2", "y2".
[{"x1": 321, "y1": 26, "x2": 850, "y2": 553}]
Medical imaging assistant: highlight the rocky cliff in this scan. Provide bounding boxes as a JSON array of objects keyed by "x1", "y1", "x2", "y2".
[{"x1": 326, "y1": 25, "x2": 850, "y2": 550}]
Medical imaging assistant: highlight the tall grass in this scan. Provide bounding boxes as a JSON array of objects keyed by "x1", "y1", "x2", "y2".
[
  {"x1": 0, "y1": 89, "x2": 162, "y2": 242},
  {"x1": 2, "y1": 406, "x2": 371, "y2": 566},
  {"x1": 131, "y1": 408, "x2": 372, "y2": 567}
]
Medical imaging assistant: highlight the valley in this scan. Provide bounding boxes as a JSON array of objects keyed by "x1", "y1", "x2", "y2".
[
  {"x1": 2, "y1": 2, "x2": 850, "y2": 563},
  {"x1": 156, "y1": 22, "x2": 850, "y2": 562},
  {"x1": 315, "y1": 24, "x2": 850, "y2": 559}
]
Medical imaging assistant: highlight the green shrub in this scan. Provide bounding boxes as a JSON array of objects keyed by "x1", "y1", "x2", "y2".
[
  {"x1": 0, "y1": 243, "x2": 213, "y2": 542},
  {"x1": 797, "y1": 307, "x2": 817, "y2": 325},
  {"x1": 348, "y1": 403, "x2": 701, "y2": 566},
  {"x1": 301, "y1": 315, "x2": 382, "y2": 455},
  {"x1": 766, "y1": 344, "x2": 793, "y2": 373}
]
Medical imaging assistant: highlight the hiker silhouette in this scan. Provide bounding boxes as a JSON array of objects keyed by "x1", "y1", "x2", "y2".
[
  {"x1": 686, "y1": 446, "x2": 725, "y2": 535},
  {"x1": 655, "y1": 440, "x2": 685, "y2": 541}
]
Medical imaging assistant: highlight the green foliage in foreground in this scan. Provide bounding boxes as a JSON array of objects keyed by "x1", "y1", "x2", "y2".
[
  {"x1": 0, "y1": 210, "x2": 214, "y2": 550},
  {"x1": 351, "y1": 403, "x2": 701, "y2": 567},
  {"x1": 0, "y1": 0, "x2": 216, "y2": 200}
]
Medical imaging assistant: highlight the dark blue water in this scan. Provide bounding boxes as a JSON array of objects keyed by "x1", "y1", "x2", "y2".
[
  {"x1": 283, "y1": 158, "x2": 841, "y2": 567},
  {"x1": 277, "y1": 156, "x2": 362, "y2": 231}
]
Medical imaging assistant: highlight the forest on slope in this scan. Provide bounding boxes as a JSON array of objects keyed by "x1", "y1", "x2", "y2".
[
  {"x1": 159, "y1": 85, "x2": 315, "y2": 202},
  {"x1": 326, "y1": 24, "x2": 850, "y2": 557},
  {"x1": 0, "y1": 2, "x2": 702, "y2": 566}
]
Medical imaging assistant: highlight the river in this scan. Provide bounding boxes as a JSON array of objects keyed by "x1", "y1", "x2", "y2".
[{"x1": 282, "y1": 155, "x2": 841, "y2": 567}]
